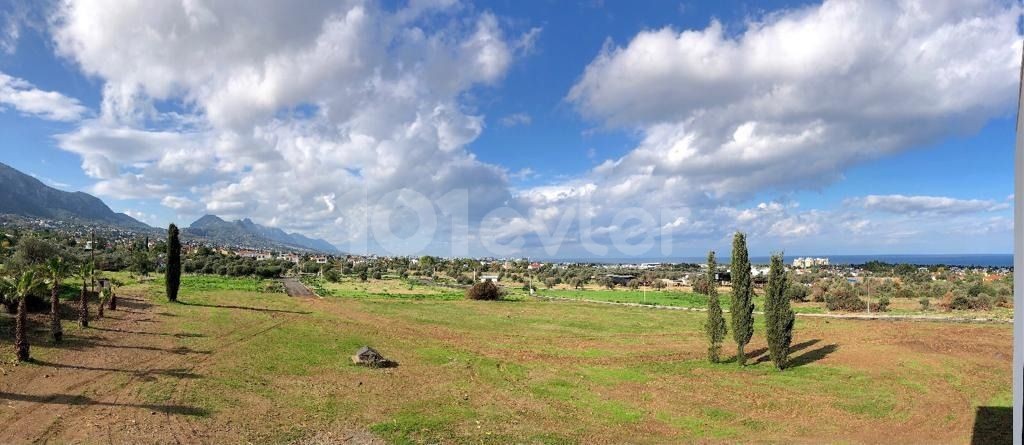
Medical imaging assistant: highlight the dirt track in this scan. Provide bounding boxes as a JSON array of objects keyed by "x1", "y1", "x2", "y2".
[{"x1": 0, "y1": 295, "x2": 212, "y2": 444}]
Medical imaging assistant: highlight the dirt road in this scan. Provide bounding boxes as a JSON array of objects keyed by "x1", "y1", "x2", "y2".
[{"x1": 0, "y1": 296, "x2": 212, "y2": 444}]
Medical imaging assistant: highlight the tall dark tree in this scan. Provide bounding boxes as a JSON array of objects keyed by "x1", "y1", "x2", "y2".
[
  {"x1": 166, "y1": 223, "x2": 181, "y2": 302},
  {"x1": 46, "y1": 257, "x2": 70, "y2": 342},
  {"x1": 765, "y1": 253, "x2": 795, "y2": 370},
  {"x1": 730, "y1": 232, "x2": 755, "y2": 366},
  {"x1": 704, "y1": 251, "x2": 727, "y2": 363}
]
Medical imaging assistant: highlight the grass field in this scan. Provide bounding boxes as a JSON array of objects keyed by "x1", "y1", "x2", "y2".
[{"x1": 0, "y1": 274, "x2": 1011, "y2": 443}]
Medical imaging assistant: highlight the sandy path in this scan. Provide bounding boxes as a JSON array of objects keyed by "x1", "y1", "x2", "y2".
[{"x1": 0, "y1": 295, "x2": 219, "y2": 444}]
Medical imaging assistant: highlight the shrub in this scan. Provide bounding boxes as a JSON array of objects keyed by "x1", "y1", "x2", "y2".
[
  {"x1": 919, "y1": 297, "x2": 930, "y2": 311},
  {"x1": 784, "y1": 284, "x2": 808, "y2": 302},
  {"x1": 992, "y1": 293, "x2": 1011, "y2": 308},
  {"x1": 692, "y1": 275, "x2": 712, "y2": 295},
  {"x1": 894, "y1": 288, "x2": 915, "y2": 299},
  {"x1": 825, "y1": 292, "x2": 866, "y2": 311},
  {"x1": 456, "y1": 275, "x2": 473, "y2": 285},
  {"x1": 809, "y1": 282, "x2": 828, "y2": 302},
  {"x1": 969, "y1": 293, "x2": 992, "y2": 311},
  {"x1": 324, "y1": 269, "x2": 342, "y2": 282},
  {"x1": 869, "y1": 296, "x2": 890, "y2": 312},
  {"x1": 948, "y1": 292, "x2": 970, "y2": 310},
  {"x1": 466, "y1": 280, "x2": 503, "y2": 301}
]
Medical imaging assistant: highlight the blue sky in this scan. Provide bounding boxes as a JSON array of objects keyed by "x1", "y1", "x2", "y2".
[{"x1": 0, "y1": 0, "x2": 1018, "y2": 258}]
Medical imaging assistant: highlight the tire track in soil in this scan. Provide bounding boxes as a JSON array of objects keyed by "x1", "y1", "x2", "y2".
[
  {"x1": 0, "y1": 297, "x2": 183, "y2": 443},
  {"x1": 0, "y1": 294, "x2": 294, "y2": 444}
]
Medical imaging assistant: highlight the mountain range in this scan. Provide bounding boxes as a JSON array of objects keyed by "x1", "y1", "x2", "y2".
[
  {"x1": 0, "y1": 161, "x2": 340, "y2": 254},
  {"x1": 186, "y1": 215, "x2": 340, "y2": 254},
  {"x1": 0, "y1": 161, "x2": 150, "y2": 229}
]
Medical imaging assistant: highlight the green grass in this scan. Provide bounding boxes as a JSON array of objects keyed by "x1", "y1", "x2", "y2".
[
  {"x1": 517, "y1": 286, "x2": 826, "y2": 314},
  {"x1": 55, "y1": 272, "x2": 1008, "y2": 444}
]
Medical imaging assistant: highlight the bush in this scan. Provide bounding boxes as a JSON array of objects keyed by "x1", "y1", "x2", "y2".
[
  {"x1": 869, "y1": 296, "x2": 890, "y2": 312},
  {"x1": 894, "y1": 288, "x2": 915, "y2": 299},
  {"x1": 992, "y1": 293, "x2": 1011, "y2": 308},
  {"x1": 825, "y1": 292, "x2": 867, "y2": 311},
  {"x1": 466, "y1": 280, "x2": 503, "y2": 300},
  {"x1": 919, "y1": 297, "x2": 930, "y2": 311},
  {"x1": 948, "y1": 292, "x2": 970, "y2": 310},
  {"x1": 456, "y1": 275, "x2": 473, "y2": 285},
  {"x1": 323, "y1": 269, "x2": 342, "y2": 282},
  {"x1": 785, "y1": 284, "x2": 808, "y2": 302},
  {"x1": 969, "y1": 293, "x2": 992, "y2": 310},
  {"x1": 809, "y1": 282, "x2": 828, "y2": 302},
  {"x1": 692, "y1": 275, "x2": 712, "y2": 295}
]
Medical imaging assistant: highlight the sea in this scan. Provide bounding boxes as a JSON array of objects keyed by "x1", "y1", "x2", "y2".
[{"x1": 555, "y1": 254, "x2": 1013, "y2": 267}]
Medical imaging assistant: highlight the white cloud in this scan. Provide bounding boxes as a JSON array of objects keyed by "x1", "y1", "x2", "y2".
[
  {"x1": 0, "y1": 72, "x2": 88, "y2": 121},
  {"x1": 567, "y1": 0, "x2": 1021, "y2": 199},
  {"x1": 847, "y1": 194, "x2": 1007, "y2": 215},
  {"x1": 161, "y1": 195, "x2": 201, "y2": 213},
  {"x1": 499, "y1": 112, "x2": 532, "y2": 127},
  {"x1": 48, "y1": 0, "x2": 534, "y2": 252}
]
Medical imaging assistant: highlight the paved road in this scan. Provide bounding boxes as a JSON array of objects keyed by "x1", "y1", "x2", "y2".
[{"x1": 282, "y1": 278, "x2": 317, "y2": 298}]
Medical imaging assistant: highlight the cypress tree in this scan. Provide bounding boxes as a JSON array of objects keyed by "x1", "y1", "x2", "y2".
[
  {"x1": 730, "y1": 232, "x2": 754, "y2": 366},
  {"x1": 704, "y1": 250, "x2": 727, "y2": 363},
  {"x1": 166, "y1": 223, "x2": 181, "y2": 302},
  {"x1": 765, "y1": 253, "x2": 795, "y2": 370}
]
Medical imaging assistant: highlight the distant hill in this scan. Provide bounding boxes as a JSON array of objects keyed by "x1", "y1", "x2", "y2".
[
  {"x1": 186, "y1": 215, "x2": 340, "y2": 254},
  {"x1": 0, "y1": 161, "x2": 150, "y2": 229}
]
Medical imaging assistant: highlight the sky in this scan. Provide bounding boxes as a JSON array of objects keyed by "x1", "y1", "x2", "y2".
[{"x1": 0, "y1": 0, "x2": 1019, "y2": 259}]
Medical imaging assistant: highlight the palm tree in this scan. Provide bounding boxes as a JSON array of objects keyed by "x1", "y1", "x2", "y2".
[
  {"x1": 3, "y1": 270, "x2": 45, "y2": 361},
  {"x1": 107, "y1": 279, "x2": 120, "y2": 311},
  {"x1": 45, "y1": 257, "x2": 70, "y2": 342},
  {"x1": 74, "y1": 262, "x2": 94, "y2": 328},
  {"x1": 97, "y1": 288, "x2": 107, "y2": 318}
]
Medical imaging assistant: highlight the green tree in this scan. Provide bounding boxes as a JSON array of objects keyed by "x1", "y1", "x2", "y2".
[
  {"x1": 45, "y1": 257, "x2": 70, "y2": 342},
  {"x1": 764, "y1": 253, "x2": 794, "y2": 370},
  {"x1": 166, "y1": 224, "x2": 181, "y2": 302},
  {"x1": 3, "y1": 270, "x2": 45, "y2": 361},
  {"x1": 74, "y1": 261, "x2": 94, "y2": 327},
  {"x1": 704, "y1": 251, "x2": 727, "y2": 363},
  {"x1": 730, "y1": 232, "x2": 755, "y2": 366}
]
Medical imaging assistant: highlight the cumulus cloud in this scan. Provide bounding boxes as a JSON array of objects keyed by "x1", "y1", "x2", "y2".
[
  {"x1": 0, "y1": 72, "x2": 88, "y2": 121},
  {"x1": 161, "y1": 195, "x2": 201, "y2": 213},
  {"x1": 47, "y1": 0, "x2": 536, "y2": 252},
  {"x1": 847, "y1": 194, "x2": 1007, "y2": 215},
  {"x1": 567, "y1": 0, "x2": 1021, "y2": 199},
  {"x1": 41, "y1": 0, "x2": 1019, "y2": 257}
]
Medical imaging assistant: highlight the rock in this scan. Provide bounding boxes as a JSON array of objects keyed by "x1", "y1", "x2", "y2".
[{"x1": 351, "y1": 346, "x2": 397, "y2": 368}]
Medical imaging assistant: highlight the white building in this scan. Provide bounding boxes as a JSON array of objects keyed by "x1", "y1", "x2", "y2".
[{"x1": 792, "y1": 257, "x2": 830, "y2": 268}]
